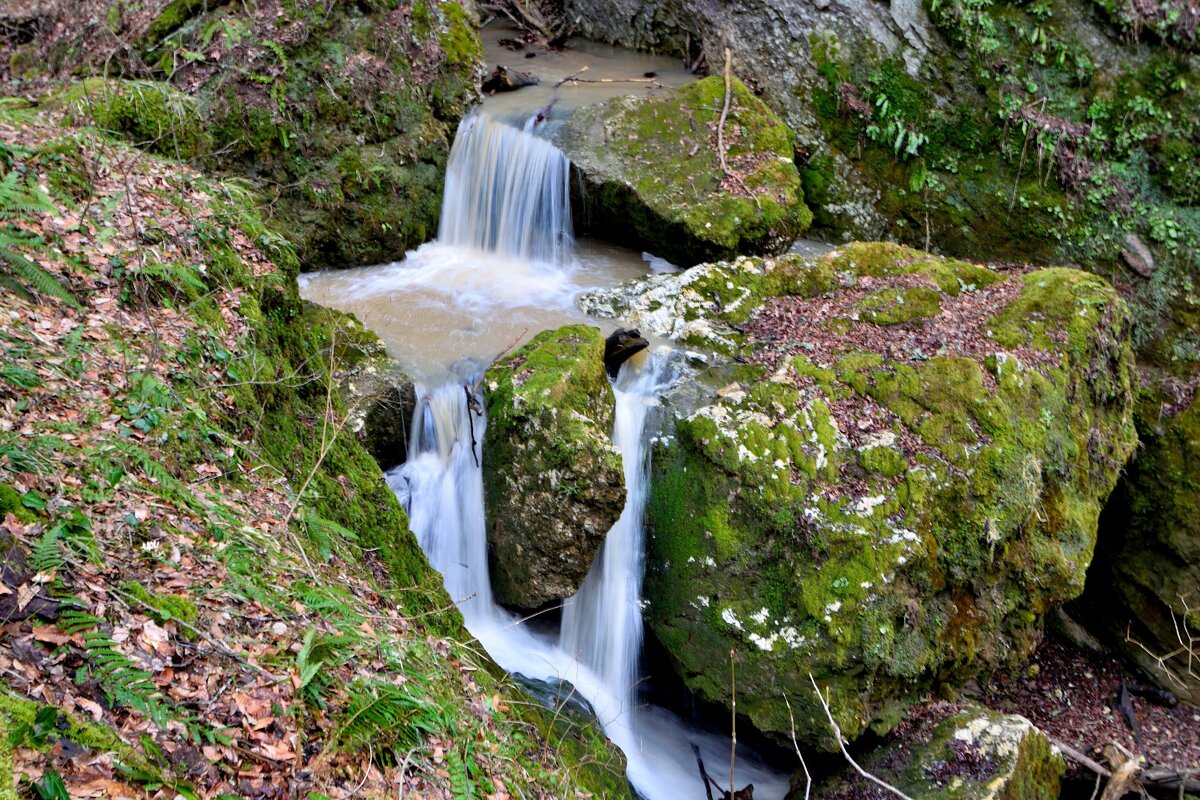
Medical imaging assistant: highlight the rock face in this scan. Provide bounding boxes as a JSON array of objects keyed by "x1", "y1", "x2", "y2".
[
  {"x1": 587, "y1": 243, "x2": 1137, "y2": 746},
  {"x1": 820, "y1": 703, "x2": 1066, "y2": 800},
  {"x1": 1076, "y1": 389, "x2": 1200, "y2": 704},
  {"x1": 326, "y1": 312, "x2": 417, "y2": 473},
  {"x1": 554, "y1": 76, "x2": 811, "y2": 266},
  {"x1": 482, "y1": 325, "x2": 624, "y2": 610}
]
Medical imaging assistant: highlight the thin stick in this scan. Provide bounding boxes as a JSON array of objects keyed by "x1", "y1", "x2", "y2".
[
  {"x1": 554, "y1": 65, "x2": 589, "y2": 88},
  {"x1": 809, "y1": 673, "x2": 915, "y2": 800},
  {"x1": 718, "y1": 47, "x2": 733, "y2": 176},
  {"x1": 729, "y1": 648, "x2": 737, "y2": 797},
  {"x1": 783, "y1": 695, "x2": 812, "y2": 800}
]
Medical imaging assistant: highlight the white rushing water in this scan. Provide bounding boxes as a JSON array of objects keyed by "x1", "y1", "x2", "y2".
[{"x1": 349, "y1": 110, "x2": 791, "y2": 798}]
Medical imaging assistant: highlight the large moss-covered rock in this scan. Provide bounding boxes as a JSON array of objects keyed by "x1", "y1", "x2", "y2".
[
  {"x1": 1075, "y1": 387, "x2": 1200, "y2": 704},
  {"x1": 591, "y1": 243, "x2": 1136, "y2": 746},
  {"x1": 483, "y1": 325, "x2": 624, "y2": 610},
  {"x1": 19, "y1": 0, "x2": 483, "y2": 270},
  {"x1": 820, "y1": 703, "x2": 1066, "y2": 800},
  {"x1": 555, "y1": 76, "x2": 811, "y2": 266}
]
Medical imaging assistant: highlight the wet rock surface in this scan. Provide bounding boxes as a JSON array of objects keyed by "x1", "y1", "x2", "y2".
[
  {"x1": 482, "y1": 325, "x2": 625, "y2": 610},
  {"x1": 590, "y1": 243, "x2": 1138, "y2": 747}
]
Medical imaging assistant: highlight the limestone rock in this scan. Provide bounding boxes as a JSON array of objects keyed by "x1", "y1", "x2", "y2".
[
  {"x1": 607, "y1": 243, "x2": 1136, "y2": 746},
  {"x1": 1121, "y1": 233, "x2": 1156, "y2": 278},
  {"x1": 483, "y1": 325, "x2": 624, "y2": 610},
  {"x1": 820, "y1": 703, "x2": 1066, "y2": 800},
  {"x1": 554, "y1": 76, "x2": 812, "y2": 266}
]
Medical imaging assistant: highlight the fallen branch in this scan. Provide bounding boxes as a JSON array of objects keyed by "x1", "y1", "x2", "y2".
[
  {"x1": 783, "y1": 695, "x2": 812, "y2": 800},
  {"x1": 717, "y1": 47, "x2": 732, "y2": 176},
  {"x1": 809, "y1": 673, "x2": 915, "y2": 800}
]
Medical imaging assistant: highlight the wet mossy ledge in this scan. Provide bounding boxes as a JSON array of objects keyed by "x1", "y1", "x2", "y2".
[
  {"x1": 0, "y1": 105, "x2": 631, "y2": 797},
  {"x1": 14, "y1": 0, "x2": 484, "y2": 270},
  {"x1": 554, "y1": 76, "x2": 813, "y2": 266},
  {"x1": 482, "y1": 325, "x2": 626, "y2": 610},
  {"x1": 585, "y1": 242, "x2": 1138, "y2": 748}
]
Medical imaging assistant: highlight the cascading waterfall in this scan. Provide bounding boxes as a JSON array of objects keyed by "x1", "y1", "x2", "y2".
[
  {"x1": 439, "y1": 111, "x2": 574, "y2": 266},
  {"x1": 383, "y1": 111, "x2": 789, "y2": 799}
]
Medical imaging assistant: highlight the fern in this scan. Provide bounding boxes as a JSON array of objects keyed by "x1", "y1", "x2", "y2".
[
  {"x1": 58, "y1": 609, "x2": 104, "y2": 635},
  {"x1": 107, "y1": 438, "x2": 202, "y2": 511},
  {"x1": 447, "y1": 744, "x2": 475, "y2": 800},
  {"x1": 80, "y1": 629, "x2": 182, "y2": 730},
  {"x1": 0, "y1": 170, "x2": 81, "y2": 308},
  {"x1": 334, "y1": 680, "x2": 426, "y2": 755},
  {"x1": 28, "y1": 528, "x2": 66, "y2": 575}
]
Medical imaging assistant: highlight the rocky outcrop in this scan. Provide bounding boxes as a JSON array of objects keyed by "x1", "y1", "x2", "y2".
[
  {"x1": 554, "y1": 76, "x2": 811, "y2": 266},
  {"x1": 1076, "y1": 387, "x2": 1200, "y2": 704},
  {"x1": 587, "y1": 243, "x2": 1137, "y2": 746},
  {"x1": 326, "y1": 312, "x2": 417, "y2": 473},
  {"x1": 820, "y1": 703, "x2": 1066, "y2": 800},
  {"x1": 482, "y1": 325, "x2": 624, "y2": 610}
]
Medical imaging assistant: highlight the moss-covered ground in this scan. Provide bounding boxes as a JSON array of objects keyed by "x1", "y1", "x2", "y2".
[
  {"x1": 4, "y1": 0, "x2": 484, "y2": 270},
  {"x1": 0, "y1": 102, "x2": 630, "y2": 798}
]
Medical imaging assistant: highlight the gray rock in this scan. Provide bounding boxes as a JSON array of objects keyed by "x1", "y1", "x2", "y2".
[{"x1": 1121, "y1": 233, "x2": 1156, "y2": 278}]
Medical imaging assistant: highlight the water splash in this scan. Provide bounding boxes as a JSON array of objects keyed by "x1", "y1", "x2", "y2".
[{"x1": 439, "y1": 111, "x2": 574, "y2": 266}]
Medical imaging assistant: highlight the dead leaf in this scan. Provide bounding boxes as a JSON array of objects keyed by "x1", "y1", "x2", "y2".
[{"x1": 32, "y1": 626, "x2": 71, "y2": 646}]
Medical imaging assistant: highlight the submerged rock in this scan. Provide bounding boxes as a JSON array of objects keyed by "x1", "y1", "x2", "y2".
[
  {"x1": 482, "y1": 65, "x2": 540, "y2": 93},
  {"x1": 604, "y1": 327, "x2": 649, "y2": 377},
  {"x1": 482, "y1": 325, "x2": 624, "y2": 610},
  {"x1": 820, "y1": 703, "x2": 1066, "y2": 800},
  {"x1": 555, "y1": 76, "x2": 811, "y2": 266},
  {"x1": 600, "y1": 243, "x2": 1137, "y2": 746}
]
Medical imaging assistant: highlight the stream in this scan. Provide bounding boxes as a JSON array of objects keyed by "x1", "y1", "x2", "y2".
[{"x1": 300, "y1": 30, "x2": 790, "y2": 800}]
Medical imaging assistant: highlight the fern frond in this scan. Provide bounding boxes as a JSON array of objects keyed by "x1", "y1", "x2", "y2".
[
  {"x1": 1, "y1": 247, "x2": 82, "y2": 309},
  {"x1": 335, "y1": 680, "x2": 423, "y2": 753},
  {"x1": 0, "y1": 171, "x2": 56, "y2": 217}
]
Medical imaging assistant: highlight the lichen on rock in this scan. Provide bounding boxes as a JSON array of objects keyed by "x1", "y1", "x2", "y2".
[
  {"x1": 595, "y1": 242, "x2": 1139, "y2": 747},
  {"x1": 555, "y1": 76, "x2": 812, "y2": 266},
  {"x1": 482, "y1": 325, "x2": 625, "y2": 610},
  {"x1": 820, "y1": 702, "x2": 1066, "y2": 800}
]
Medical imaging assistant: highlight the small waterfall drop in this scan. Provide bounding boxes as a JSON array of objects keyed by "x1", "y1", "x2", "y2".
[
  {"x1": 439, "y1": 112, "x2": 574, "y2": 266},
  {"x1": 559, "y1": 363, "x2": 656, "y2": 711}
]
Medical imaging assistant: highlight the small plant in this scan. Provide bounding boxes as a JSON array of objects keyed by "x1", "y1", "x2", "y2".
[{"x1": 0, "y1": 170, "x2": 81, "y2": 308}]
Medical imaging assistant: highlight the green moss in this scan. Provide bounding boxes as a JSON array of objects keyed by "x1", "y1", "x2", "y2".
[
  {"x1": 0, "y1": 483, "x2": 37, "y2": 524},
  {"x1": 120, "y1": 580, "x2": 199, "y2": 626},
  {"x1": 63, "y1": 79, "x2": 210, "y2": 161},
  {"x1": 857, "y1": 285, "x2": 943, "y2": 325},
  {"x1": 564, "y1": 76, "x2": 811, "y2": 265}
]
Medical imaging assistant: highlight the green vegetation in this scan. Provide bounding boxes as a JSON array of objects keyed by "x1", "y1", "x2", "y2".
[{"x1": 0, "y1": 107, "x2": 630, "y2": 798}]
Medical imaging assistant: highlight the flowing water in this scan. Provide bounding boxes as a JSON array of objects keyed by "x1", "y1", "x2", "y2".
[{"x1": 301, "y1": 88, "x2": 789, "y2": 799}]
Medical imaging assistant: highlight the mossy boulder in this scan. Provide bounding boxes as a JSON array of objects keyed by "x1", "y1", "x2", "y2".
[
  {"x1": 820, "y1": 703, "x2": 1066, "y2": 800},
  {"x1": 595, "y1": 242, "x2": 1137, "y2": 747},
  {"x1": 482, "y1": 325, "x2": 624, "y2": 610},
  {"x1": 555, "y1": 76, "x2": 811, "y2": 266}
]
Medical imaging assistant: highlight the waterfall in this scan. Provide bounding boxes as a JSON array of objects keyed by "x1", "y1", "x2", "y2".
[
  {"x1": 439, "y1": 111, "x2": 574, "y2": 266},
  {"x1": 559, "y1": 360, "x2": 658, "y2": 710},
  {"x1": 380, "y1": 111, "x2": 790, "y2": 800}
]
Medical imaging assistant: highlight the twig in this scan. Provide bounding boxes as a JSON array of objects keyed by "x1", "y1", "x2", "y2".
[
  {"x1": 554, "y1": 65, "x2": 589, "y2": 88},
  {"x1": 783, "y1": 695, "x2": 812, "y2": 800},
  {"x1": 717, "y1": 47, "x2": 733, "y2": 177},
  {"x1": 729, "y1": 648, "x2": 737, "y2": 798},
  {"x1": 809, "y1": 673, "x2": 915, "y2": 800},
  {"x1": 1049, "y1": 737, "x2": 1112, "y2": 778},
  {"x1": 692, "y1": 744, "x2": 716, "y2": 800}
]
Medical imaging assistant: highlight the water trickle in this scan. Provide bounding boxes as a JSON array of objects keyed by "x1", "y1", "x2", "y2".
[{"x1": 439, "y1": 112, "x2": 574, "y2": 266}]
